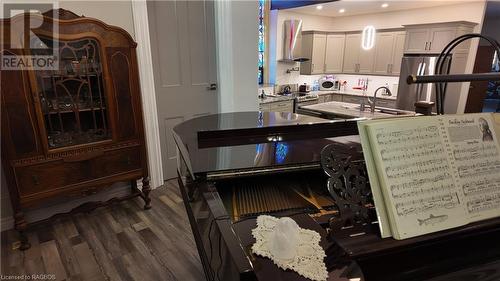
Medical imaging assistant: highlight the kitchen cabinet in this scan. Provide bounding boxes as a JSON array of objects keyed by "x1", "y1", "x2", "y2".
[
  {"x1": 391, "y1": 32, "x2": 406, "y2": 75},
  {"x1": 324, "y1": 34, "x2": 346, "y2": 73},
  {"x1": 301, "y1": 32, "x2": 345, "y2": 75},
  {"x1": 342, "y1": 95, "x2": 364, "y2": 104},
  {"x1": 331, "y1": 94, "x2": 343, "y2": 102},
  {"x1": 342, "y1": 33, "x2": 375, "y2": 74},
  {"x1": 341, "y1": 95, "x2": 396, "y2": 109},
  {"x1": 343, "y1": 34, "x2": 361, "y2": 73},
  {"x1": 259, "y1": 100, "x2": 294, "y2": 113},
  {"x1": 373, "y1": 31, "x2": 406, "y2": 75},
  {"x1": 403, "y1": 22, "x2": 476, "y2": 54},
  {"x1": 375, "y1": 99, "x2": 397, "y2": 108},
  {"x1": 318, "y1": 95, "x2": 328, "y2": 103},
  {"x1": 301, "y1": 32, "x2": 327, "y2": 75}
]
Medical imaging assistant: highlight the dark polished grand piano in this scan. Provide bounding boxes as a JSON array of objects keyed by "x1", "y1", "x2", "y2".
[{"x1": 173, "y1": 111, "x2": 500, "y2": 281}]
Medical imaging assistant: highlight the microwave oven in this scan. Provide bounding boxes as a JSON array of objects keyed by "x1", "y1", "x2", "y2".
[{"x1": 319, "y1": 78, "x2": 339, "y2": 91}]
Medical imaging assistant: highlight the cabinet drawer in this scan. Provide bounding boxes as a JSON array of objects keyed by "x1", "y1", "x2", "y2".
[
  {"x1": 259, "y1": 104, "x2": 271, "y2": 112},
  {"x1": 270, "y1": 101, "x2": 293, "y2": 112},
  {"x1": 16, "y1": 159, "x2": 93, "y2": 197},
  {"x1": 331, "y1": 94, "x2": 342, "y2": 102},
  {"x1": 93, "y1": 147, "x2": 142, "y2": 178},
  {"x1": 342, "y1": 95, "x2": 363, "y2": 104},
  {"x1": 15, "y1": 147, "x2": 142, "y2": 198},
  {"x1": 318, "y1": 95, "x2": 328, "y2": 103},
  {"x1": 376, "y1": 99, "x2": 396, "y2": 108}
]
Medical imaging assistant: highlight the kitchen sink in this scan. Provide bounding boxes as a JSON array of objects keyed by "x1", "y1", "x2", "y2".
[{"x1": 352, "y1": 105, "x2": 411, "y2": 115}]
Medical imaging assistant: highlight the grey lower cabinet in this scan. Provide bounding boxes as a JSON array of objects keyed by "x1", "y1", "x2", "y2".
[
  {"x1": 259, "y1": 100, "x2": 294, "y2": 112},
  {"x1": 342, "y1": 95, "x2": 364, "y2": 104},
  {"x1": 375, "y1": 98, "x2": 397, "y2": 108},
  {"x1": 318, "y1": 93, "x2": 343, "y2": 103},
  {"x1": 341, "y1": 94, "x2": 396, "y2": 108}
]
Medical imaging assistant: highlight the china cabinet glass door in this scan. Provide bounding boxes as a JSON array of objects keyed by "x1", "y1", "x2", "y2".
[{"x1": 31, "y1": 36, "x2": 110, "y2": 149}]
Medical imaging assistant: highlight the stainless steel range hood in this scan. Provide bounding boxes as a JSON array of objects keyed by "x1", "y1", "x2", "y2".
[{"x1": 280, "y1": 20, "x2": 309, "y2": 62}]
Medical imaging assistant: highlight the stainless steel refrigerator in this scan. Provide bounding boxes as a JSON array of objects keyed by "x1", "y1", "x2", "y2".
[{"x1": 396, "y1": 54, "x2": 451, "y2": 112}]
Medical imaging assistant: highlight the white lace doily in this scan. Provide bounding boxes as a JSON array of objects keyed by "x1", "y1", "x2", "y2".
[{"x1": 251, "y1": 215, "x2": 328, "y2": 281}]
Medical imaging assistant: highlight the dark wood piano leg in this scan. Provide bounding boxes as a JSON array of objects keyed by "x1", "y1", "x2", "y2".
[
  {"x1": 142, "y1": 177, "x2": 152, "y2": 210},
  {"x1": 14, "y1": 211, "x2": 30, "y2": 251}
]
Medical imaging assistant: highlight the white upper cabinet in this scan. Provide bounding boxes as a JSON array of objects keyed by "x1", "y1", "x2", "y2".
[
  {"x1": 404, "y1": 28, "x2": 430, "y2": 53},
  {"x1": 428, "y1": 27, "x2": 457, "y2": 52},
  {"x1": 373, "y1": 31, "x2": 406, "y2": 75},
  {"x1": 324, "y1": 34, "x2": 346, "y2": 73},
  {"x1": 342, "y1": 34, "x2": 362, "y2": 73},
  {"x1": 373, "y1": 33, "x2": 396, "y2": 74},
  {"x1": 390, "y1": 32, "x2": 406, "y2": 75},
  {"x1": 403, "y1": 22, "x2": 476, "y2": 54},
  {"x1": 358, "y1": 46, "x2": 375, "y2": 74},
  {"x1": 301, "y1": 32, "x2": 327, "y2": 75}
]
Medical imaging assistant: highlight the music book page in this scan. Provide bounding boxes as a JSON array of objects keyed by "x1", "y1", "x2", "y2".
[{"x1": 360, "y1": 113, "x2": 500, "y2": 240}]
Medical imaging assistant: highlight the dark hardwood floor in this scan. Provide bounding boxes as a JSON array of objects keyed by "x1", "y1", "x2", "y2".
[{"x1": 1, "y1": 179, "x2": 205, "y2": 281}]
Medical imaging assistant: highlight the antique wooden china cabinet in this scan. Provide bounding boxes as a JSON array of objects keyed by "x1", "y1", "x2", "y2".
[{"x1": 1, "y1": 9, "x2": 151, "y2": 249}]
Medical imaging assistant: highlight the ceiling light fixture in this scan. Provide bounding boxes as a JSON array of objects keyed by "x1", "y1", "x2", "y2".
[
  {"x1": 339, "y1": 8, "x2": 345, "y2": 13},
  {"x1": 381, "y1": 3, "x2": 389, "y2": 8},
  {"x1": 316, "y1": 5, "x2": 323, "y2": 10},
  {"x1": 361, "y1": 25, "x2": 376, "y2": 50}
]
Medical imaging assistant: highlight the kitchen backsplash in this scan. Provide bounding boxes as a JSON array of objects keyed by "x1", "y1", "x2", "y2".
[{"x1": 274, "y1": 61, "x2": 400, "y2": 96}]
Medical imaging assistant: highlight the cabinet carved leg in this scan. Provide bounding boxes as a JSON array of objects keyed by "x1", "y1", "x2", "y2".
[
  {"x1": 131, "y1": 179, "x2": 138, "y2": 193},
  {"x1": 14, "y1": 212, "x2": 31, "y2": 251},
  {"x1": 142, "y1": 177, "x2": 152, "y2": 210}
]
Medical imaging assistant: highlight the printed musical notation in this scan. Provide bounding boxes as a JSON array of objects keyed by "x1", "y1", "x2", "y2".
[
  {"x1": 457, "y1": 160, "x2": 500, "y2": 178},
  {"x1": 395, "y1": 193, "x2": 460, "y2": 217},
  {"x1": 381, "y1": 142, "x2": 444, "y2": 162},
  {"x1": 467, "y1": 192, "x2": 500, "y2": 214},
  {"x1": 462, "y1": 177, "x2": 500, "y2": 196},
  {"x1": 453, "y1": 143, "x2": 498, "y2": 161},
  {"x1": 374, "y1": 124, "x2": 458, "y2": 219},
  {"x1": 376, "y1": 126, "x2": 439, "y2": 145},
  {"x1": 391, "y1": 183, "x2": 455, "y2": 200}
]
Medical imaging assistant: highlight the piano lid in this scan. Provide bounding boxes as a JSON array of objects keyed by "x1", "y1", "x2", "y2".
[{"x1": 173, "y1": 111, "x2": 362, "y2": 179}]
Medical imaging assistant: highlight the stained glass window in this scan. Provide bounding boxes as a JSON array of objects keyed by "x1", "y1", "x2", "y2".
[{"x1": 258, "y1": 0, "x2": 265, "y2": 84}]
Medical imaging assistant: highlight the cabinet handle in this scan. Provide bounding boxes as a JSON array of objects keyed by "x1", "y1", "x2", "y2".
[
  {"x1": 311, "y1": 63, "x2": 314, "y2": 73},
  {"x1": 429, "y1": 41, "x2": 432, "y2": 50},
  {"x1": 425, "y1": 42, "x2": 428, "y2": 50},
  {"x1": 387, "y1": 64, "x2": 391, "y2": 73},
  {"x1": 32, "y1": 175, "x2": 40, "y2": 185},
  {"x1": 389, "y1": 64, "x2": 393, "y2": 73}
]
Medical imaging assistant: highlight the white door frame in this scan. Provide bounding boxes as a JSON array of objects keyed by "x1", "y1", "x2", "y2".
[{"x1": 131, "y1": 0, "x2": 164, "y2": 188}]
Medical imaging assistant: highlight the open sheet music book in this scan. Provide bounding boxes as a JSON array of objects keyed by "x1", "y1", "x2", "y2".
[{"x1": 358, "y1": 113, "x2": 500, "y2": 240}]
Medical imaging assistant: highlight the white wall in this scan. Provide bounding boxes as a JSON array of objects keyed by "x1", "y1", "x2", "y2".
[
  {"x1": 1, "y1": 1, "x2": 137, "y2": 230},
  {"x1": 270, "y1": 10, "x2": 335, "y2": 85},
  {"x1": 216, "y1": 0, "x2": 259, "y2": 113}
]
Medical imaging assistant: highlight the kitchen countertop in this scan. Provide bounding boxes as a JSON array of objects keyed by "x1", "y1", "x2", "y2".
[
  {"x1": 310, "y1": 90, "x2": 397, "y2": 100},
  {"x1": 258, "y1": 89, "x2": 397, "y2": 105},
  {"x1": 299, "y1": 101, "x2": 416, "y2": 119}
]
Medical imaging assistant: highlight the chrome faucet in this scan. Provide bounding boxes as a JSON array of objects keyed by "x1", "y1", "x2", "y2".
[{"x1": 367, "y1": 86, "x2": 392, "y2": 113}]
